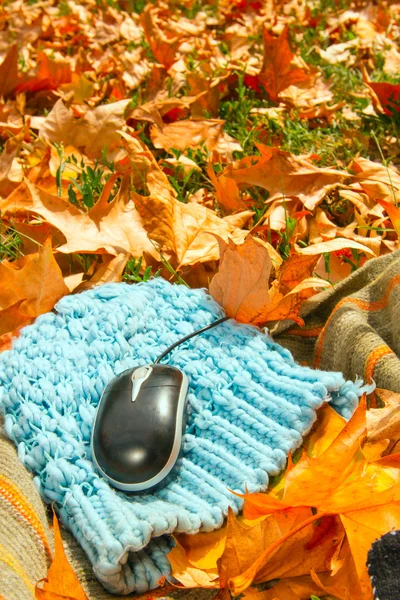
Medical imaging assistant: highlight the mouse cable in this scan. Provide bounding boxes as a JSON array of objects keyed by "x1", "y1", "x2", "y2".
[{"x1": 154, "y1": 316, "x2": 230, "y2": 364}]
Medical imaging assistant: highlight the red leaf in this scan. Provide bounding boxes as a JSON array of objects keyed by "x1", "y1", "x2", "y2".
[{"x1": 368, "y1": 82, "x2": 400, "y2": 115}]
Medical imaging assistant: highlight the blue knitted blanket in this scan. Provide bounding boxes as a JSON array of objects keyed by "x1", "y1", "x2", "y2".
[{"x1": 0, "y1": 279, "x2": 368, "y2": 595}]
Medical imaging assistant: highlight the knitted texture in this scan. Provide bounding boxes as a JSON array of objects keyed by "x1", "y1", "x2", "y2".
[
  {"x1": 274, "y1": 250, "x2": 400, "y2": 388},
  {"x1": 0, "y1": 279, "x2": 369, "y2": 595}
]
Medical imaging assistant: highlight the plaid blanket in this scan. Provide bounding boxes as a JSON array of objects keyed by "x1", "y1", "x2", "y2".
[{"x1": 1, "y1": 251, "x2": 399, "y2": 600}]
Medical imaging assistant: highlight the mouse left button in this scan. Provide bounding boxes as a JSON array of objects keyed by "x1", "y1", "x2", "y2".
[
  {"x1": 131, "y1": 365, "x2": 152, "y2": 402},
  {"x1": 131, "y1": 366, "x2": 152, "y2": 381}
]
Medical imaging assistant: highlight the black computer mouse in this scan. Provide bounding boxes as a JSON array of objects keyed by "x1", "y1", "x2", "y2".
[{"x1": 91, "y1": 364, "x2": 189, "y2": 493}]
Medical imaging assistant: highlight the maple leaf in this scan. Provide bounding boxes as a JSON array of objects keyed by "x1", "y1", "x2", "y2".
[
  {"x1": 367, "y1": 81, "x2": 400, "y2": 115},
  {"x1": 36, "y1": 510, "x2": 88, "y2": 600},
  {"x1": 17, "y1": 52, "x2": 73, "y2": 96},
  {"x1": 209, "y1": 237, "x2": 329, "y2": 325},
  {"x1": 140, "y1": 6, "x2": 180, "y2": 70},
  {"x1": 0, "y1": 179, "x2": 156, "y2": 259},
  {"x1": 0, "y1": 127, "x2": 25, "y2": 197},
  {"x1": 0, "y1": 44, "x2": 19, "y2": 98},
  {"x1": 351, "y1": 157, "x2": 400, "y2": 203},
  {"x1": 132, "y1": 187, "x2": 252, "y2": 268},
  {"x1": 38, "y1": 99, "x2": 130, "y2": 159},
  {"x1": 0, "y1": 300, "x2": 33, "y2": 338},
  {"x1": 209, "y1": 236, "x2": 273, "y2": 322},
  {"x1": 0, "y1": 238, "x2": 68, "y2": 319},
  {"x1": 150, "y1": 119, "x2": 242, "y2": 157},
  {"x1": 223, "y1": 144, "x2": 344, "y2": 210},
  {"x1": 257, "y1": 26, "x2": 309, "y2": 102},
  {"x1": 207, "y1": 163, "x2": 247, "y2": 215}
]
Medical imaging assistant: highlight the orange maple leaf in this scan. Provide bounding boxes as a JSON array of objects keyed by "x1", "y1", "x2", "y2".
[
  {"x1": 257, "y1": 26, "x2": 309, "y2": 102},
  {"x1": 35, "y1": 510, "x2": 88, "y2": 600}
]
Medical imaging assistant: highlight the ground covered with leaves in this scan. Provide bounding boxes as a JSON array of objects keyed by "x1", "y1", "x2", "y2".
[{"x1": 1, "y1": 0, "x2": 400, "y2": 599}]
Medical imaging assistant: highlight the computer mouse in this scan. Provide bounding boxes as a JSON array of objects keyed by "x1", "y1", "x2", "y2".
[{"x1": 91, "y1": 364, "x2": 189, "y2": 493}]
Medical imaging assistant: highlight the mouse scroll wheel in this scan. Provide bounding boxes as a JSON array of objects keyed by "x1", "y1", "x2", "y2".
[
  {"x1": 132, "y1": 366, "x2": 152, "y2": 380},
  {"x1": 131, "y1": 366, "x2": 153, "y2": 402}
]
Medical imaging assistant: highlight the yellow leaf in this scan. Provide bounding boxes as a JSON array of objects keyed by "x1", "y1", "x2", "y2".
[
  {"x1": 175, "y1": 527, "x2": 227, "y2": 570},
  {"x1": 304, "y1": 403, "x2": 347, "y2": 458},
  {"x1": 378, "y1": 199, "x2": 400, "y2": 237},
  {"x1": 168, "y1": 539, "x2": 219, "y2": 589},
  {"x1": 231, "y1": 398, "x2": 400, "y2": 596},
  {"x1": 35, "y1": 510, "x2": 88, "y2": 600},
  {"x1": 297, "y1": 237, "x2": 375, "y2": 256}
]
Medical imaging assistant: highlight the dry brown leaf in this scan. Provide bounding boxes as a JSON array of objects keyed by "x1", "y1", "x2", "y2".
[
  {"x1": 0, "y1": 239, "x2": 68, "y2": 319},
  {"x1": 36, "y1": 510, "x2": 88, "y2": 600},
  {"x1": 75, "y1": 254, "x2": 129, "y2": 292},
  {"x1": 265, "y1": 278, "x2": 329, "y2": 325},
  {"x1": 279, "y1": 76, "x2": 334, "y2": 112},
  {"x1": 39, "y1": 99, "x2": 130, "y2": 159},
  {"x1": 140, "y1": 6, "x2": 179, "y2": 70},
  {"x1": 351, "y1": 157, "x2": 400, "y2": 202},
  {"x1": 224, "y1": 145, "x2": 344, "y2": 210},
  {"x1": 209, "y1": 237, "x2": 328, "y2": 326},
  {"x1": 363, "y1": 389, "x2": 400, "y2": 459},
  {"x1": 121, "y1": 48, "x2": 152, "y2": 92},
  {"x1": 9, "y1": 221, "x2": 65, "y2": 254},
  {"x1": 209, "y1": 236, "x2": 272, "y2": 323},
  {"x1": 133, "y1": 188, "x2": 251, "y2": 268},
  {"x1": 383, "y1": 46, "x2": 400, "y2": 75},
  {"x1": 296, "y1": 237, "x2": 376, "y2": 257},
  {"x1": 0, "y1": 128, "x2": 25, "y2": 197},
  {"x1": 316, "y1": 40, "x2": 359, "y2": 66},
  {"x1": 118, "y1": 130, "x2": 177, "y2": 196},
  {"x1": 257, "y1": 26, "x2": 309, "y2": 102},
  {"x1": 128, "y1": 93, "x2": 199, "y2": 128},
  {"x1": 207, "y1": 164, "x2": 247, "y2": 214},
  {"x1": 277, "y1": 254, "x2": 320, "y2": 293},
  {"x1": 63, "y1": 273, "x2": 85, "y2": 292},
  {"x1": 150, "y1": 119, "x2": 242, "y2": 157},
  {"x1": 1, "y1": 180, "x2": 156, "y2": 259},
  {"x1": 0, "y1": 44, "x2": 19, "y2": 98},
  {"x1": 0, "y1": 300, "x2": 33, "y2": 337}
]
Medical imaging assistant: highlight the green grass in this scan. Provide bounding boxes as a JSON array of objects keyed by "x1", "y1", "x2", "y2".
[{"x1": 0, "y1": 226, "x2": 22, "y2": 261}]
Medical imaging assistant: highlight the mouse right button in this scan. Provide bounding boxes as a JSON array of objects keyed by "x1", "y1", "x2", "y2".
[{"x1": 142, "y1": 365, "x2": 184, "y2": 388}]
